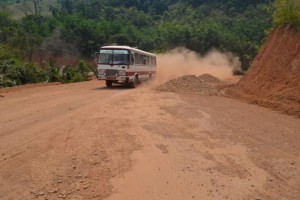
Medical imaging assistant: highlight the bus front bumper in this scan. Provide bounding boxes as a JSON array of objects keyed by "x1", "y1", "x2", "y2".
[{"x1": 97, "y1": 75, "x2": 133, "y2": 83}]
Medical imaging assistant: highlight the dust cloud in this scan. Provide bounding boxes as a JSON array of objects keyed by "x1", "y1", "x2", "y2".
[{"x1": 156, "y1": 48, "x2": 241, "y2": 83}]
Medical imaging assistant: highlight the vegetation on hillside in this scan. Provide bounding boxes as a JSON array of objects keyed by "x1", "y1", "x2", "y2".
[
  {"x1": 0, "y1": 58, "x2": 90, "y2": 88},
  {"x1": 273, "y1": 0, "x2": 300, "y2": 26},
  {"x1": 1, "y1": 0, "x2": 289, "y2": 87}
]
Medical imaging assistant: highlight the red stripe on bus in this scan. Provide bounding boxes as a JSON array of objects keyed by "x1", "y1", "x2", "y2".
[{"x1": 126, "y1": 71, "x2": 156, "y2": 76}]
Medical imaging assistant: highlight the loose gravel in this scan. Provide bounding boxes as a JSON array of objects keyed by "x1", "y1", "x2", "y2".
[{"x1": 156, "y1": 74, "x2": 224, "y2": 96}]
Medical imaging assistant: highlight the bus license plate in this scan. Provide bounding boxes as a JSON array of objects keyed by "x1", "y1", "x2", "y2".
[{"x1": 107, "y1": 76, "x2": 116, "y2": 80}]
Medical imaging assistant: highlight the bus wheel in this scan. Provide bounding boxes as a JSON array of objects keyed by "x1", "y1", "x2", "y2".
[
  {"x1": 131, "y1": 76, "x2": 138, "y2": 88},
  {"x1": 106, "y1": 80, "x2": 113, "y2": 88}
]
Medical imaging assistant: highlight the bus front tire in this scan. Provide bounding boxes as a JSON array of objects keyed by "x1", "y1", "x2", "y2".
[
  {"x1": 106, "y1": 80, "x2": 113, "y2": 88},
  {"x1": 130, "y1": 76, "x2": 138, "y2": 88}
]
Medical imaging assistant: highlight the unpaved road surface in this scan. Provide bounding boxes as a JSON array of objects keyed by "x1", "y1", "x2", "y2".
[{"x1": 0, "y1": 80, "x2": 299, "y2": 200}]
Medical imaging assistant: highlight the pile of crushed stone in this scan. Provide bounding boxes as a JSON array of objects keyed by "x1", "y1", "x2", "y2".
[
  {"x1": 156, "y1": 74, "x2": 224, "y2": 96},
  {"x1": 198, "y1": 74, "x2": 224, "y2": 84}
]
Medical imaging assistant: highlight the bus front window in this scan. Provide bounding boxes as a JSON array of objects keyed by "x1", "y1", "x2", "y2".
[
  {"x1": 99, "y1": 49, "x2": 129, "y2": 65},
  {"x1": 113, "y1": 50, "x2": 129, "y2": 65},
  {"x1": 99, "y1": 50, "x2": 113, "y2": 64}
]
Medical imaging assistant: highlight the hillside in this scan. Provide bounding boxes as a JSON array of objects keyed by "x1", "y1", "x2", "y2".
[
  {"x1": 1, "y1": 0, "x2": 58, "y2": 18},
  {"x1": 228, "y1": 25, "x2": 300, "y2": 117},
  {"x1": 0, "y1": 0, "x2": 274, "y2": 70}
]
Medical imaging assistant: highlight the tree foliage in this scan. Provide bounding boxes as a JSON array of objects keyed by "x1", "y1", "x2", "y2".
[
  {"x1": 50, "y1": 0, "x2": 274, "y2": 70},
  {"x1": 273, "y1": 0, "x2": 300, "y2": 26},
  {"x1": 0, "y1": 0, "x2": 279, "y2": 87}
]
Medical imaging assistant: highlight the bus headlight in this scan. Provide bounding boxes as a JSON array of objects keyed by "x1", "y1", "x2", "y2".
[
  {"x1": 98, "y1": 69, "x2": 106, "y2": 75},
  {"x1": 118, "y1": 70, "x2": 126, "y2": 76}
]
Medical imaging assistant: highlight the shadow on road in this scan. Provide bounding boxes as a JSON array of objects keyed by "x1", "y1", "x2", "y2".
[{"x1": 93, "y1": 84, "x2": 134, "y2": 91}]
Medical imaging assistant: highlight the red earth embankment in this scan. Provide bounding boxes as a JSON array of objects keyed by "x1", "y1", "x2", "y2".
[{"x1": 228, "y1": 25, "x2": 300, "y2": 117}]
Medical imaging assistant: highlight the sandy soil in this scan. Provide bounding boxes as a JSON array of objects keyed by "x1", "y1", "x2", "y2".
[{"x1": 0, "y1": 80, "x2": 299, "y2": 200}]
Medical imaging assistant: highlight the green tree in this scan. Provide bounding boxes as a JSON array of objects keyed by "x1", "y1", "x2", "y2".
[{"x1": 0, "y1": 11, "x2": 17, "y2": 43}]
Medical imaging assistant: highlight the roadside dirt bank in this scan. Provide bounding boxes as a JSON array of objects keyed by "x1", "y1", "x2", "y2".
[
  {"x1": 227, "y1": 25, "x2": 300, "y2": 118},
  {"x1": 0, "y1": 80, "x2": 299, "y2": 200}
]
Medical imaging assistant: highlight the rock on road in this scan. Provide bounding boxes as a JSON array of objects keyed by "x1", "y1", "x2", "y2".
[{"x1": 0, "y1": 80, "x2": 299, "y2": 200}]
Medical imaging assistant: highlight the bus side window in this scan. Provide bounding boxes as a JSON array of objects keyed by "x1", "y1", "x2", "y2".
[
  {"x1": 143, "y1": 55, "x2": 147, "y2": 65},
  {"x1": 147, "y1": 56, "x2": 150, "y2": 66},
  {"x1": 139, "y1": 54, "x2": 143, "y2": 65},
  {"x1": 134, "y1": 54, "x2": 139, "y2": 65},
  {"x1": 131, "y1": 54, "x2": 134, "y2": 65}
]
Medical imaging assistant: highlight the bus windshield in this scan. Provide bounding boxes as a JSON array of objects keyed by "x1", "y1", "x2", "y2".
[{"x1": 99, "y1": 49, "x2": 129, "y2": 65}]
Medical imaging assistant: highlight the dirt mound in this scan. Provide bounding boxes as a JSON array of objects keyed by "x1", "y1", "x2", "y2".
[
  {"x1": 156, "y1": 74, "x2": 224, "y2": 96},
  {"x1": 227, "y1": 25, "x2": 300, "y2": 117},
  {"x1": 198, "y1": 74, "x2": 224, "y2": 84}
]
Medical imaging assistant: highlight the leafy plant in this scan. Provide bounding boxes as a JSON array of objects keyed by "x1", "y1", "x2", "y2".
[
  {"x1": 62, "y1": 60, "x2": 90, "y2": 83},
  {"x1": 0, "y1": 58, "x2": 47, "y2": 87},
  {"x1": 0, "y1": 74, "x2": 16, "y2": 88},
  {"x1": 47, "y1": 61, "x2": 61, "y2": 82}
]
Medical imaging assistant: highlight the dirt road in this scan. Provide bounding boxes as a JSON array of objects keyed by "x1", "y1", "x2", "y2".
[{"x1": 0, "y1": 80, "x2": 299, "y2": 200}]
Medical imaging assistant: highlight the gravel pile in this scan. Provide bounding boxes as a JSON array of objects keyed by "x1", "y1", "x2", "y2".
[
  {"x1": 198, "y1": 74, "x2": 224, "y2": 84},
  {"x1": 156, "y1": 74, "x2": 224, "y2": 96}
]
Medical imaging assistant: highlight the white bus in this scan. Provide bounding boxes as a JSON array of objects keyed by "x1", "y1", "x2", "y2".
[{"x1": 97, "y1": 45, "x2": 157, "y2": 88}]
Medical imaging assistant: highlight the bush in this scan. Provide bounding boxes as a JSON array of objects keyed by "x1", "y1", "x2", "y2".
[
  {"x1": 0, "y1": 74, "x2": 16, "y2": 88},
  {"x1": 47, "y1": 61, "x2": 61, "y2": 82},
  {"x1": 77, "y1": 60, "x2": 90, "y2": 74},
  {"x1": 0, "y1": 59, "x2": 91, "y2": 88},
  {"x1": 62, "y1": 66, "x2": 84, "y2": 83},
  {"x1": 16, "y1": 63, "x2": 47, "y2": 84},
  {"x1": 0, "y1": 59, "x2": 47, "y2": 87},
  {"x1": 61, "y1": 60, "x2": 90, "y2": 83},
  {"x1": 274, "y1": 0, "x2": 300, "y2": 26}
]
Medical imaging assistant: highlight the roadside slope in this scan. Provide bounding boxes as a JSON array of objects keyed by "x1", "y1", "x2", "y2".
[{"x1": 228, "y1": 25, "x2": 300, "y2": 117}]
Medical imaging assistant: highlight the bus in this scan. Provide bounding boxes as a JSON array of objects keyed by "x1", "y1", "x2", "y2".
[{"x1": 96, "y1": 46, "x2": 157, "y2": 88}]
